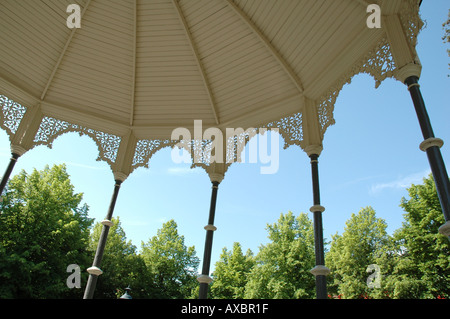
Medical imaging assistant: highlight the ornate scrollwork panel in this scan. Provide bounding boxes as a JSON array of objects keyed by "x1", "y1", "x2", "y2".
[
  {"x1": 0, "y1": 94, "x2": 27, "y2": 140},
  {"x1": 131, "y1": 138, "x2": 178, "y2": 171},
  {"x1": 33, "y1": 116, "x2": 122, "y2": 167}
]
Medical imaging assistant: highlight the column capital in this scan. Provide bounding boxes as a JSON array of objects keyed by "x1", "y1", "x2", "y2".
[
  {"x1": 304, "y1": 144, "x2": 323, "y2": 157},
  {"x1": 209, "y1": 172, "x2": 224, "y2": 183},
  {"x1": 113, "y1": 171, "x2": 128, "y2": 182},
  {"x1": 11, "y1": 145, "x2": 27, "y2": 157},
  {"x1": 395, "y1": 62, "x2": 422, "y2": 84}
]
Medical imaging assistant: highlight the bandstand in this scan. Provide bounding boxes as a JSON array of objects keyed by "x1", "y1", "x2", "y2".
[{"x1": 0, "y1": 0, "x2": 448, "y2": 299}]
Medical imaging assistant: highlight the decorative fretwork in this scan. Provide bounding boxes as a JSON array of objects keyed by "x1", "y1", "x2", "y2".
[
  {"x1": 362, "y1": 38, "x2": 396, "y2": 88},
  {"x1": 277, "y1": 1, "x2": 422, "y2": 144},
  {"x1": 190, "y1": 139, "x2": 213, "y2": 166},
  {"x1": 0, "y1": 94, "x2": 27, "y2": 139},
  {"x1": 33, "y1": 116, "x2": 122, "y2": 166},
  {"x1": 132, "y1": 137, "x2": 217, "y2": 170},
  {"x1": 225, "y1": 128, "x2": 258, "y2": 164},
  {"x1": 132, "y1": 134, "x2": 258, "y2": 174},
  {"x1": 132, "y1": 139, "x2": 178, "y2": 170},
  {"x1": 400, "y1": 0, "x2": 424, "y2": 50},
  {"x1": 316, "y1": 92, "x2": 337, "y2": 140},
  {"x1": 314, "y1": 35, "x2": 398, "y2": 139},
  {"x1": 0, "y1": 1, "x2": 424, "y2": 176},
  {"x1": 266, "y1": 112, "x2": 303, "y2": 150}
]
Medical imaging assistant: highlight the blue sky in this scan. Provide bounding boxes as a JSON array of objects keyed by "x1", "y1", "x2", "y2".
[{"x1": 0, "y1": 1, "x2": 449, "y2": 271}]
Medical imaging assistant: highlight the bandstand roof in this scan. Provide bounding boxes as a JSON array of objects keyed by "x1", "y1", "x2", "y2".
[{"x1": 0, "y1": 0, "x2": 423, "y2": 178}]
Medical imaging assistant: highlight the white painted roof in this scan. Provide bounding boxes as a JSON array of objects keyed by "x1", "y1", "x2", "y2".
[{"x1": 0, "y1": 0, "x2": 422, "y2": 175}]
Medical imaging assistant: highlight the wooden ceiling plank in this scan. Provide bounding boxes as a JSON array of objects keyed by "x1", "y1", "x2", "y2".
[
  {"x1": 130, "y1": 0, "x2": 137, "y2": 126},
  {"x1": 40, "y1": 0, "x2": 92, "y2": 101},
  {"x1": 225, "y1": 0, "x2": 304, "y2": 95},
  {"x1": 171, "y1": 0, "x2": 220, "y2": 125}
]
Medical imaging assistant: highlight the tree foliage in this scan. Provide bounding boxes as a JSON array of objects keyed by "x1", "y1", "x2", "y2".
[
  {"x1": 0, "y1": 164, "x2": 93, "y2": 298},
  {"x1": 210, "y1": 242, "x2": 255, "y2": 299},
  {"x1": 375, "y1": 174, "x2": 450, "y2": 298},
  {"x1": 141, "y1": 219, "x2": 200, "y2": 299},
  {"x1": 326, "y1": 206, "x2": 388, "y2": 298},
  {"x1": 245, "y1": 212, "x2": 316, "y2": 299},
  {"x1": 326, "y1": 175, "x2": 449, "y2": 299},
  {"x1": 89, "y1": 217, "x2": 149, "y2": 299},
  {"x1": 1, "y1": 164, "x2": 448, "y2": 299}
]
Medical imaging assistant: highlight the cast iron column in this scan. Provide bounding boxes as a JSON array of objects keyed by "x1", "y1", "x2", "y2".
[
  {"x1": 309, "y1": 153, "x2": 330, "y2": 299},
  {"x1": 0, "y1": 153, "x2": 20, "y2": 196},
  {"x1": 198, "y1": 180, "x2": 220, "y2": 299},
  {"x1": 405, "y1": 76, "x2": 450, "y2": 237},
  {"x1": 83, "y1": 179, "x2": 122, "y2": 299}
]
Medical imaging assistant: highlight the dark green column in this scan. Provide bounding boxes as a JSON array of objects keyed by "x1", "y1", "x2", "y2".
[
  {"x1": 405, "y1": 76, "x2": 450, "y2": 237},
  {"x1": 198, "y1": 180, "x2": 220, "y2": 299},
  {"x1": 0, "y1": 153, "x2": 20, "y2": 196},
  {"x1": 309, "y1": 153, "x2": 330, "y2": 299},
  {"x1": 83, "y1": 179, "x2": 122, "y2": 299}
]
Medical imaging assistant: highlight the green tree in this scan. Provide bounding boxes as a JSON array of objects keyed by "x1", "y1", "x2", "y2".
[
  {"x1": 245, "y1": 212, "x2": 316, "y2": 299},
  {"x1": 378, "y1": 174, "x2": 450, "y2": 298},
  {"x1": 89, "y1": 217, "x2": 149, "y2": 299},
  {"x1": 141, "y1": 219, "x2": 200, "y2": 299},
  {"x1": 0, "y1": 164, "x2": 93, "y2": 298},
  {"x1": 210, "y1": 242, "x2": 255, "y2": 299},
  {"x1": 326, "y1": 206, "x2": 388, "y2": 299}
]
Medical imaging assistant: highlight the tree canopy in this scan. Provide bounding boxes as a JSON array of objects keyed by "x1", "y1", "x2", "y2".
[
  {"x1": 0, "y1": 165, "x2": 448, "y2": 299},
  {"x1": 89, "y1": 216, "x2": 148, "y2": 299},
  {"x1": 326, "y1": 206, "x2": 389, "y2": 298},
  {"x1": 244, "y1": 212, "x2": 316, "y2": 299},
  {"x1": 0, "y1": 164, "x2": 93, "y2": 298},
  {"x1": 141, "y1": 219, "x2": 200, "y2": 299},
  {"x1": 210, "y1": 242, "x2": 255, "y2": 299},
  {"x1": 375, "y1": 175, "x2": 450, "y2": 298}
]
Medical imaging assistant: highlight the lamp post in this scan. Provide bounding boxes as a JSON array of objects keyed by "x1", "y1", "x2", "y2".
[{"x1": 120, "y1": 286, "x2": 132, "y2": 299}]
